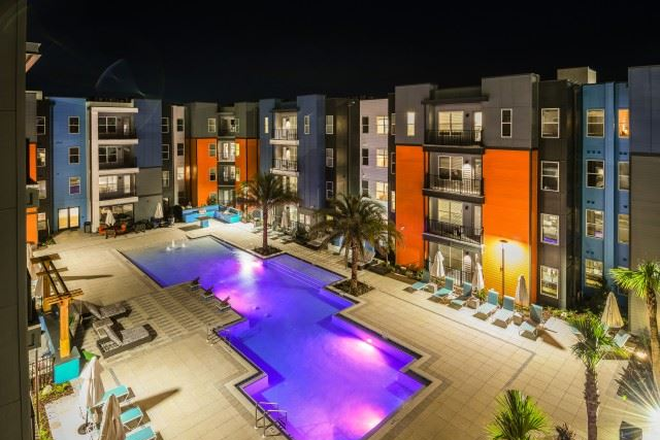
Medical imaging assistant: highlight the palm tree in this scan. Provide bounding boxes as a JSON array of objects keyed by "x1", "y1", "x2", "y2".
[
  {"x1": 240, "y1": 173, "x2": 299, "y2": 253},
  {"x1": 486, "y1": 389, "x2": 547, "y2": 440},
  {"x1": 312, "y1": 194, "x2": 399, "y2": 294},
  {"x1": 554, "y1": 423, "x2": 576, "y2": 440},
  {"x1": 569, "y1": 314, "x2": 627, "y2": 440},
  {"x1": 611, "y1": 261, "x2": 660, "y2": 382}
]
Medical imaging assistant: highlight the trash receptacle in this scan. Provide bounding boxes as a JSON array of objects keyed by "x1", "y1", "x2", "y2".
[{"x1": 83, "y1": 221, "x2": 92, "y2": 233}]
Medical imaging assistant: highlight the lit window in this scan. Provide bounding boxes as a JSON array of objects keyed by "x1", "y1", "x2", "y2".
[
  {"x1": 376, "y1": 116, "x2": 389, "y2": 134},
  {"x1": 162, "y1": 144, "x2": 169, "y2": 161},
  {"x1": 235, "y1": 167, "x2": 240, "y2": 182},
  {"x1": 98, "y1": 176, "x2": 118, "y2": 194},
  {"x1": 541, "y1": 108, "x2": 560, "y2": 138},
  {"x1": 304, "y1": 115, "x2": 311, "y2": 135},
  {"x1": 209, "y1": 167, "x2": 217, "y2": 182},
  {"x1": 586, "y1": 209, "x2": 604, "y2": 239},
  {"x1": 38, "y1": 180, "x2": 47, "y2": 199},
  {"x1": 37, "y1": 148, "x2": 46, "y2": 167},
  {"x1": 176, "y1": 118, "x2": 184, "y2": 132},
  {"x1": 390, "y1": 152, "x2": 396, "y2": 174},
  {"x1": 586, "y1": 160, "x2": 604, "y2": 188},
  {"x1": 361, "y1": 180, "x2": 369, "y2": 197},
  {"x1": 162, "y1": 171, "x2": 170, "y2": 188},
  {"x1": 376, "y1": 181, "x2": 388, "y2": 201},
  {"x1": 326, "y1": 148, "x2": 334, "y2": 168},
  {"x1": 618, "y1": 109, "x2": 629, "y2": 138},
  {"x1": 68, "y1": 147, "x2": 80, "y2": 164},
  {"x1": 209, "y1": 143, "x2": 217, "y2": 157},
  {"x1": 362, "y1": 148, "x2": 369, "y2": 166},
  {"x1": 362, "y1": 116, "x2": 369, "y2": 134},
  {"x1": 69, "y1": 176, "x2": 81, "y2": 195},
  {"x1": 177, "y1": 166, "x2": 184, "y2": 181},
  {"x1": 406, "y1": 112, "x2": 415, "y2": 136},
  {"x1": 161, "y1": 117, "x2": 170, "y2": 134},
  {"x1": 177, "y1": 143, "x2": 184, "y2": 156},
  {"x1": 37, "y1": 212, "x2": 47, "y2": 230},
  {"x1": 541, "y1": 213, "x2": 559, "y2": 245},
  {"x1": 235, "y1": 143, "x2": 240, "y2": 157},
  {"x1": 325, "y1": 115, "x2": 334, "y2": 134},
  {"x1": 618, "y1": 162, "x2": 629, "y2": 191},
  {"x1": 69, "y1": 116, "x2": 80, "y2": 134},
  {"x1": 36, "y1": 116, "x2": 46, "y2": 135},
  {"x1": 618, "y1": 214, "x2": 629, "y2": 244},
  {"x1": 264, "y1": 116, "x2": 269, "y2": 134},
  {"x1": 326, "y1": 181, "x2": 334, "y2": 199},
  {"x1": 501, "y1": 109, "x2": 512, "y2": 138},
  {"x1": 540, "y1": 266, "x2": 559, "y2": 298},
  {"x1": 438, "y1": 111, "x2": 464, "y2": 133},
  {"x1": 207, "y1": 118, "x2": 216, "y2": 133},
  {"x1": 376, "y1": 149, "x2": 388, "y2": 168},
  {"x1": 438, "y1": 199, "x2": 463, "y2": 225},
  {"x1": 585, "y1": 259, "x2": 603, "y2": 288},
  {"x1": 391, "y1": 190, "x2": 395, "y2": 212},
  {"x1": 587, "y1": 109, "x2": 604, "y2": 137},
  {"x1": 391, "y1": 113, "x2": 396, "y2": 135},
  {"x1": 541, "y1": 161, "x2": 559, "y2": 192},
  {"x1": 234, "y1": 118, "x2": 240, "y2": 132},
  {"x1": 438, "y1": 156, "x2": 462, "y2": 182}
]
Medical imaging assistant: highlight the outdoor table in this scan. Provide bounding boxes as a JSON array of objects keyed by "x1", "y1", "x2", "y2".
[{"x1": 198, "y1": 216, "x2": 211, "y2": 228}]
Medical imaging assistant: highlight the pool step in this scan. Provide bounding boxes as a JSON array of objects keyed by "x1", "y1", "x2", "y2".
[{"x1": 266, "y1": 255, "x2": 342, "y2": 288}]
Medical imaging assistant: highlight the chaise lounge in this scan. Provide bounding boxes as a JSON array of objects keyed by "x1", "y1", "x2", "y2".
[
  {"x1": 126, "y1": 425, "x2": 156, "y2": 440},
  {"x1": 492, "y1": 295, "x2": 515, "y2": 328},
  {"x1": 86, "y1": 301, "x2": 129, "y2": 320},
  {"x1": 431, "y1": 277, "x2": 454, "y2": 300},
  {"x1": 449, "y1": 282, "x2": 473, "y2": 309},
  {"x1": 519, "y1": 304, "x2": 545, "y2": 340},
  {"x1": 97, "y1": 325, "x2": 154, "y2": 358},
  {"x1": 474, "y1": 290, "x2": 500, "y2": 319}
]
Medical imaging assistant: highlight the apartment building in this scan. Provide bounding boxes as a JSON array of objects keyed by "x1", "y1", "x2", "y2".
[
  {"x1": 185, "y1": 102, "x2": 220, "y2": 206},
  {"x1": 359, "y1": 99, "x2": 390, "y2": 211},
  {"x1": 161, "y1": 103, "x2": 186, "y2": 208}
]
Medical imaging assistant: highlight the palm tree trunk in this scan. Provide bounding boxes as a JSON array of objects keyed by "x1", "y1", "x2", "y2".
[
  {"x1": 351, "y1": 241, "x2": 359, "y2": 294},
  {"x1": 262, "y1": 203, "x2": 269, "y2": 251},
  {"x1": 584, "y1": 368, "x2": 599, "y2": 440},
  {"x1": 646, "y1": 288, "x2": 660, "y2": 383}
]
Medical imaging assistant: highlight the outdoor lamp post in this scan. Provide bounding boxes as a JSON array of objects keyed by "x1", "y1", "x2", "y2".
[{"x1": 500, "y1": 239, "x2": 508, "y2": 295}]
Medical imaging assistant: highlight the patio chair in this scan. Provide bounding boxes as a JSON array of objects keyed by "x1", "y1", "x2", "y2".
[
  {"x1": 213, "y1": 296, "x2": 231, "y2": 312},
  {"x1": 519, "y1": 304, "x2": 544, "y2": 340},
  {"x1": 94, "y1": 384, "x2": 130, "y2": 408},
  {"x1": 199, "y1": 286, "x2": 215, "y2": 300},
  {"x1": 492, "y1": 295, "x2": 516, "y2": 328},
  {"x1": 613, "y1": 329, "x2": 632, "y2": 349},
  {"x1": 431, "y1": 277, "x2": 455, "y2": 299},
  {"x1": 120, "y1": 406, "x2": 144, "y2": 430},
  {"x1": 449, "y1": 282, "x2": 473, "y2": 309},
  {"x1": 97, "y1": 325, "x2": 154, "y2": 358},
  {"x1": 126, "y1": 425, "x2": 156, "y2": 440},
  {"x1": 474, "y1": 290, "x2": 500, "y2": 319},
  {"x1": 86, "y1": 301, "x2": 129, "y2": 320},
  {"x1": 307, "y1": 234, "x2": 329, "y2": 250},
  {"x1": 410, "y1": 270, "x2": 431, "y2": 291}
]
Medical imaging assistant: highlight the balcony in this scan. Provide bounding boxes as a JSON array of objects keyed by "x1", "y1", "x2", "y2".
[
  {"x1": 98, "y1": 128, "x2": 137, "y2": 140},
  {"x1": 99, "y1": 157, "x2": 137, "y2": 170},
  {"x1": 273, "y1": 128, "x2": 298, "y2": 141},
  {"x1": 99, "y1": 188, "x2": 137, "y2": 201},
  {"x1": 272, "y1": 159, "x2": 298, "y2": 172},
  {"x1": 426, "y1": 219, "x2": 483, "y2": 244},
  {"x1": 218, "y1": 127, "x2": 237, "y2": 137},
  {"x1": 425, "y1": 175, "x2": 483, "y2": 197},
  {"x1": 425, "y1": 129, "x2": 482, "y2": 146}
]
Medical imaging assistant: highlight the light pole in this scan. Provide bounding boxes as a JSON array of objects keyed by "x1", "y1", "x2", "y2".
[{"x1": 500, "y1": 239, "x2": 508, "y2": 295}]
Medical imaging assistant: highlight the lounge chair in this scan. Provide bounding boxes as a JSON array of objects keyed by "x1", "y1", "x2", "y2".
[
  {"x1": 189, "y1": 277, "x2": 201, "y2": 291},
  {"x1": 94, "y1": 385, "x2": 130, "y2": 408},
  {"x1": 474, "y1": 290, "x2": 500, "y2": 319},
  {"x1": 449, "y1": 282, "x2": 473, "y2": 309},
  {"x1": 213, "y1": 296, "x2": 231, "y2": 312},
  {"x1": 307, "y1": 235, "x2": 328, "y2": 250},
  {"x1": 97, "y1": 325, "x2": 154, "y2": 358},
  {"x1": 431, "y1": 277, "x2": 454, "y2": 299},
  {"x1": 121, "y1": 406, "x2": 144, "y2": 430},
  {"x1": 492, "y1": 295, "x2": 516, "y2": 328},
  {"x1": 86, "y1": 302, "x2": 129, "y2": 320},
  {"x1": 199, "y1": 286, "x2": 215, "y2": 300},
  {"x1": 126, "y1": 425, "x2": 156, "y2": 440},
  {"x1": 613, "y1": 330, "x2": 631, "y2": 349},
  {"x1": 410, "y1": 270, "x2": 431, "y2": 291},
  {"x1": 519, "y1": 304, "x2": 544, "y2": 340}
]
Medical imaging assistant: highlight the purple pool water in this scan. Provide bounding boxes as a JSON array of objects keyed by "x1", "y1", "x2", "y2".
[{"x1": 123, "y1": 237, "x2": 424, "y2": 440}]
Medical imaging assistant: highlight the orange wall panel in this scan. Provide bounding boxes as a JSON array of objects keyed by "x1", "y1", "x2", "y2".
[
  {"x1": 395, "y1": 145, "x2": 425, "y2": 267},
  {"x1": 28, "y1": 142, "x2": 37, "y2": 181},
  {"x1": 235, "y1": 138, "x2": 259, "y2": 194},
  {"x1": 190, "y1": 138, "x2": 218, "y2": 207},
  {"x1": 26, "y1": 207, "x2": 38, "y2": 245}
]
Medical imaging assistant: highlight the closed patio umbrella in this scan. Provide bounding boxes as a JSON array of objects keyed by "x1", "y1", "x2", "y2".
[
  {"x1": 601, "y1": 291, "x2": 624, "y2": 329},
  {"x1": 430, "y1": 250, "x2": 445, "y2": 278},
  {"x1": 99, "y1": 395, "x2": 125, "y2": 440},
  {"x1": 472, "y1": 262, "x2": 485, "y2": 292},
  {"x1": 154, "y1": 202, "x2": 164, "y2": 220},
  {"x1": 78, "y1": 357, "x2": 104, "y2": 429},
  {"x1": 281, "y1": 207, "x2": 290, "y2": 231},
  {"x1": 104, "y1": 210, "x2": 115, "y2": 227},
  {"x1": 515, "y1": 275, "x2": 529, "y2": 307}
]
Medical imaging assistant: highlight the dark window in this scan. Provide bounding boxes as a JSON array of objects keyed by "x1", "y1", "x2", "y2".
[
  {"x1": 362, "y1": 116, "x2": 369, "y2": 133},
  {"x1": 362, "y1": 148, "x2": 369, "y2": 166},
  {"x1": 177, "y1": 118, "x2": 184, "y2": 132},
  {"x1": 162, "y1": 144, "x2": 170, "y2": 161},
  {"x1": 177, "y1": 143, "x2": 184, "y2": 156},
  {"x1": 69, "y1": 116, "x2": 80, "y2": 134},
  {"x1": 68, "y1": 147, "x2": 80, "y2": 164}
]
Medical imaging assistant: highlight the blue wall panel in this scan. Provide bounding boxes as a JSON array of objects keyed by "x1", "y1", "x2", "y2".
[{"x1": 296, "y1": 94, "x2": 325, "y2": 210}]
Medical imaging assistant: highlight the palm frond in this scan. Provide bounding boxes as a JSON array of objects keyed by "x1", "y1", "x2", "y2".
[
  {"x1": 486, "y1": 389, "x2": 547, "y2": 440},
  {"x1": 568, "y1": 314, "x2": 627, "y2": 370},
  {"x1": 611, "y1": 261, "x2": 660, "y2": 300}
]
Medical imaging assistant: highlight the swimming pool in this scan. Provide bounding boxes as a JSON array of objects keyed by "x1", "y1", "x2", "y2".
[{"x1": 123, "y1": 237, "x2": 425, "y2": 440}]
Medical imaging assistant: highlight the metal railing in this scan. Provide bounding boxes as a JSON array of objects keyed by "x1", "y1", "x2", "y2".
[
  {"x1": 99, "y1": 188, "x2": 137, "y2": 201},
  {"x1": 99, "y1": 157, "x2": 137, "y2": 170},
  {"x1": 440, "y1": 267, "x2": 475, "y2": 286},
  {"x1": 426, "y1": 175, "x2": 483, "y2": 196},
  {"x1": 218, "y1": 127, "x2": 237, "y2": 136},
  {"x1": 273, "y1": 128, "x2": 298, "y2": 140},
  {"x1": 98, "y1": 128, "x2": 137, "y2": 140},
  {"x1": 255, "y1": 401, "x2": 288, "y2": 438},
  {"x1": 426, "y1": 219, "x2": 483, "y2": 244},
  {"x1": 425, "y1": 129, "x2": 482, "y2": 146},
  {"x1": 272, "y1": 159, "x2": 298, "y2": 171}
]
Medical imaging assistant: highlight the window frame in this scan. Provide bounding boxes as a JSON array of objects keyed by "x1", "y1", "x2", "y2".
[
  {"x1": 68, "y1": 176, "x2": 81, "y2": 195},
  {"x1": 264, "y1": 116, "x2": 269, "y2": 134},
  {"x1": 209, "y1": 167, "x2": 217, "y2": 182},
  {"x1": 586, "y1": 159, "x2": 605, "y2": 189},
  {"x1": 390, "y1": 152, "x2": 396, "y2": 174},
  {"x1": 208, "y1": 143, "x2": 217, "y2": 158},
  {"x1": 207, "y1": 118, "x2": 217, "y2": 133},
  {"x1": 376, "y1": 149, "x2": 388, "y2": 168},
  {"x1": 68, "y1": 147, "x2": 80, "y2": 165},
  {"x1": 618, "y1": 161, "x2": 629, "y2": 191},
  {"x1": 361, "y1": 148, "x2": 369, "y2": 166},
  {"x1": 161, "y1": 144, "x2": 170, "y2": 161},
  {"x1": 362, "y1": 116, "x2": 369, "y2": 134},
  {"x1": 177, "y1": 143, "x2": 184, "y2": 156},
  {"x1": 325, "y1": 148, "x2": 334, "y2": 168},
  {"x1": 304, "y1": 115, "x2": 311, "y2": 135},
  {"x1": 36, "y1": 116, "x2": 46, "y2": 135},
  {"x1": 406, "y1": 111, "x2": 415, "y2": 136},
  {"x1": 618, "y1": 109, "x2": 630, "y2": 138},
  {"x1": 176, "y1": 118, "x2": 184, "y2": 132},
  {"x1": 500, "y1": 108, "x2": 512, "y2": 138},
  {"x1": 618, "y1": 213, "x2": 629, "y2": 244},
  {"x1": 541, "y1": 108, "x2": 560, "y2": 138},
  {"x1": 361, "y1": 180, "x2": 369, "y2": 197},
  {"x1": 541, "y1": 161, "x2": 560, "y2": 192},
  {"x1": 540, "y1": 213, "x2": 560, "y2": 246},
  {"x1": 586, "y1": 109, "x2": 605, "y2": 138},
  {"x1": 375, "y1": 181, "x2": 388, "y2": 202},
  {"x1": 540, "y1": 265, "x2": 560, "y2": 299},
  {"x1": 325, "y1": 181, "x2": 334, "y2": 199},
  {"x1": 391, "y1": 113, "x2": 396, "y2": 135},
  {"x1": 325, "y1": 115, "x2": 334, "y2": 135},
  {"x1": 69, "y1": 116, "x2": 80, "y2": 134},
  {"x1": 37, "y1": 147, "x2": 46, "y2": 167},
  {"x1": 38, "y1": 180, "x2": 47, "y2": 199},
  {"x1": 162, "y1": 170, "x2": 170, "y2": 188},
  {"x1": 585, "y1": 208, "x2": 604, "y2": 239},
  {"x1": 376, "y1": 116, "x2": 389, "y2": 135},
  {"x1": 161, "y1": 117, "x2": 170, "y2": 134},
  {"x1": 585, "y1": 258, "x2": 604, "y2": 288}
]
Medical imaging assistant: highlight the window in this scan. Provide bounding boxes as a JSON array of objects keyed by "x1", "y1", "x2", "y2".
[
  {"x1": 540, "y1": 266, "x2": 559, "y2": 298},
  {"x1": 161, "y1": 117, "x2": 170, "y2": 134},
  {"x1": 406, "y1": 111, "x2": 415, "y2": 136},
  {"x1": 235, "y1": 167, "x2": 241, "y2": 182},
  {"x1": 161, "y1": 144, "x2": 169, "y2": 161},
  {"x1": 391, "y1": 113, "x2": 396, "y2": 135},
  {"x1": 69, "y1": 176, "x2": 81, "y2": 195},
  {"x1": 586, "y1": 209, "x2": 604, "y2": 239},
  {"x1": 209, "y1": 167, "x2": 217, "y2": 182},
  {"x1": 438, "y1": 199, "x2": 463, "y2": 225},
  {"x1": 438, "y1": 111, "x2": 464, "y2": 133},
  {"x1": 235, "y1": 142, "x2": 240, "y2": 157},
  {"x1": 618, "y1": 109, "x2": 630, "y2": 138},
  {"x1": 99, "y1": 146, "x2": 118, "y2": 164},
  {"x1": 97, "y1": 116, "x2": 116, "y2": 134},
  {"x1": 209, "y1": 143, "x2": 216, "y2": 157},
  {"x1": 586, "y1": 160, "x2": 604, "y2": 188},
  {"x1": 362, "y1": 148, "x2": 369, "y2": 166},
  {"x1": 264, "y1": 116, "x2": 269, "y2": 134},
  {"x1": 37, "y1": 212, "x2": 47, "y2": 230},
  {"x1": 361, "y1": 180, "x2": 369, "y2": 197},
  {"x1": 376, "y1": 116, "x2": 389, "y2": 134},
  {"x1": 618, "y1": 214, "x2": 629, "y2": 244},
  {"x1": 177, "y1": 166, "x2": 184, "y2": 181},
  {"x1": 176, "y1": 118, "x2": 184, "y2": 132},
  {"x1": 208, "y1": 192, "x2": 218, "y2": 204},
  {"x1": 38, "y1": 180, "x2": 47, "y2": 199},
  {"x1": 438, "y1": 156, "x2": 462, "y2": 181},
  {"x1": 69, "y1": 116, "x2": 80, "y2": 134},
  {"x1": 585, "y1": 259, "x2": 603, "y2": 288},
  {"x1": 391, "y1": 190, "x2": 396, "y2": 212},
  {"x1": 390, "y1": 152, "x2": 396, "y2": 174},
  {"x1": 304, "y1": 115, "x2": 311, "y2": 135},
  {"x1": 541, "y1": 161, "x2": 559, "y2": 192},
  {"x1": 541, "y1": 108, "x2": 560, "y2": 138},
  {"x1": 618, "y1": 162, "x2": 629, "y2": 191},
  {"x1": 207, "y1": 118, "x2": 216, "y2": 133},
  {"x1": 326, "y1": 148, "x2": 334, "y2": 168},
  {"x1": 235, "y1": 118, "x2": 240, "y2": 132},
  {"x1": 362, "y1": 116, "x2": 369, "y2": 133},
  {"x1": 500, "y1": 109, "x2": 512, "y2": 138},
  {"x1": 587, "y1": 109, "x2": 605, "y2": 137},
  {"x1": 37, "y1": 148, "x2": 46, "y2": 167},
  {"x1": 375, "y1": 181, "x2": 388, "y2": 201},
  {"x1": 36, "y1": 116, "x2": 46, "y2": 135},
  {"x1": 162, "y1": 171, "x2": 170, "y2": 188},
  {"x1": 541, "y1": 214, "x2": 559, "y2": 245},
  {"x1": 98, "y1": 176, "x2": 118, "y2": 194},
  {"x1": 326, "y1": 181, "x2": 334, "y2": 199},
  {"x1": 376, "y1": 149, "x2": 388, "y2": 168},
  {"x1": 177, "y1": 143, "x2": 184, "y2": 156},
  {"x1": 325, "y1": 115, "x2": 334, "y2": 134},
  {"x1": 68, "y1": 147, "x2": 80, "y2": 164}
]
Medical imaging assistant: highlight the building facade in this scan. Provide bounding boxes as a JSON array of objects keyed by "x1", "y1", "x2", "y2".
[
  {"x1": 161, "y1": 103, "x2": 186, "y2": 209},
  {"x1": 359, "y1": 99, "x2": 390, "y2": 211}
]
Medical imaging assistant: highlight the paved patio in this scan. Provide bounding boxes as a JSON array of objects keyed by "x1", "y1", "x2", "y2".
[{"x1": 38, "y1": 220, "x2": 648, "y2": 440}]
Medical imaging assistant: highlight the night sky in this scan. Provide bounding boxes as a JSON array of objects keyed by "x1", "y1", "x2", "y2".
[{"x1": 27, "y1": 1, "x2": 660, "y2": 104}]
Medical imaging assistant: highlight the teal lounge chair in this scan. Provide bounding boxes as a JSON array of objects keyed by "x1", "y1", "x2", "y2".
[
  {"x1": 121, "y1": 407, "x2": 144, "y2": 430},
  {"x1": 520, "y1": 304, "x2": 544, "y2": 340},
  {"x1": 126, "y1": 425, "x2": 156, "y2": 440},
  {"x1": 95, "y1": 385, "x2": 129, "y2": 407},
  {"x1": 431, "y1": 277, "x2": 454, "y2": 299},
  {"x1": 411, "y1": 270, "x2": 431, "y2": 291},
  {"x1": 613, "y1": 330, "x2": 631, "y2": 349},
  {"x1": 449, "y1": 282, "x2": 472, "y2": 309},
  {"x1": 474, "y1": 290, "x2": 499, "y2": 319},
  {"x1": 492, "y1": 295, "x2": 515, "y2": 328}
]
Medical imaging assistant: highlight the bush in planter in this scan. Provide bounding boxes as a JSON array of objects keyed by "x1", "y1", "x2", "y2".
[{"x1": 475, "y1": 288, "x2": 487, "y2": 301}]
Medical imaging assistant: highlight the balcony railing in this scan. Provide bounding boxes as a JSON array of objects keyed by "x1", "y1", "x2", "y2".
[
  {"x1": 426, "y1": 219, "x2": 483, "y2": 244},
  {"x1": 218, "y1": 127, "x2": 237, "y2": 136},
  {"x1": 441, "y1": 267, "x2": 475, "y2": 286},
  {"x1": 99, "y1": 157, "x2": 137, "y2": 170},
  {"x1": 98, "y1": 128, "x2": 137, "y2": 140},
  {"x1": 218, "y1": 176, "x2": 236, "y2": 185},
  {"x1": 218, "y1": 154, "x2": 236, "y2": 162},
  {"x1": 99, "y1": 188, "x2": 137, "y2": 201},
  {"x1": 425, "y1": 129, "x2": 482, "y2": 146},
  {"x1": 272, "y1": 159, "x2": 298, "y2": 172},
  {"x1": 426, "y1": 175, "x2": 483, "y2": 196},
  {"x1": 273, "y1": 128, "x2": 298, "y2": 141}
]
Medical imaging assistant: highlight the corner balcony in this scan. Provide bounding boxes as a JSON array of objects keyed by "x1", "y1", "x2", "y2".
[
  {"x1": 425, "y1": 219, "x2": 483, "y2": 245},
  {"x1": 425, "y1": 129, "x2": 482, "y2": 146},
  {"x1": 99, "y1": 187, "x2": 137, "y2": 201},
  {"x1": 424, "y1": 175, "x2": 484, "y2": 203},
  {"x1": 272, "y1": 128, "x2": 298, "y2": 141},
  {"x1": 99, "y1": 156, "x2": 137, "y2": 171},
  {"x1": 218, "y1": 126, "x2": 237, "y2": 137},
  {"x1": 272, "y1": 159, "x2": 298, "y2": 172},
  {"x1": 98, "y1": 128, "x2": 137, "y2": 141}
]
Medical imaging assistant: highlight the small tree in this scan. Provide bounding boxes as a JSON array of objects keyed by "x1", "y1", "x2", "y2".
[
  {"x1": 554, "y1": 423, "x2": 576, "y2": 440},
  {"x1": 486, "y1": 389, "x2": 547, "y2": 440}
]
